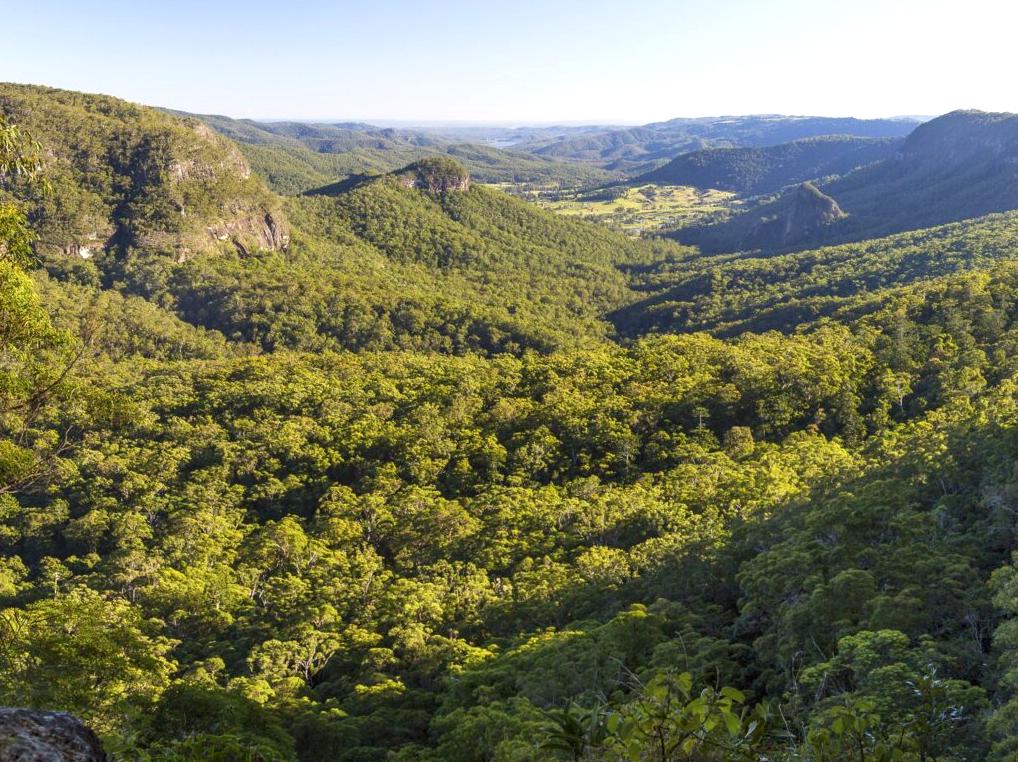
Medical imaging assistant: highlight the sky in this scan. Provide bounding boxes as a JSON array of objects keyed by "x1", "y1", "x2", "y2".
[{"x1": 3, "y1": 0, "x2": 1016, "y2": 124}]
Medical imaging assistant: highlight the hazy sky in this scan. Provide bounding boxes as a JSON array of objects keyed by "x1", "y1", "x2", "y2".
[{"x1": 3, "y1": 0, "x2": 1015, "y2": 123}]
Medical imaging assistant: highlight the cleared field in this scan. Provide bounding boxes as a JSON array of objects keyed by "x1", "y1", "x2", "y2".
[{"x1": 492, "y1": 183, "x2": 738, "y2": 236}]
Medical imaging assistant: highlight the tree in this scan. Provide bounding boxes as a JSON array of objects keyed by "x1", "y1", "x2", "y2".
[{"x1": 0, "y1": 587, "x2": 177, "y2": 732}]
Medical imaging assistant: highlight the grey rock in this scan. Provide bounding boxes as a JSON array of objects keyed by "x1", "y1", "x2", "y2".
[{"x1": 0, "y1": 709, "x2": 107, "y2": 762}]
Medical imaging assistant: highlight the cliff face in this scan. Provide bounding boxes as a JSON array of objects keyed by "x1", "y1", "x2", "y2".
[
  {"x1": 216, "y1": 209, "x2": 290, "y2": 255},
  {"x1": 0, "y1": 83, "x2": 289, "y2": 262},
  {"x1": 119, "y1": 120, "x2": 291, "y2": 260},
  {"x1": 396, "y1": 158, "x2": 471, "y2": 193},
  {"x1": 0, "y1": 708, "x2": 107, "y2": 761}
]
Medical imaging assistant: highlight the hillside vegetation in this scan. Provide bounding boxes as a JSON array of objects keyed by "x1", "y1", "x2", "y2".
[
  {"x1": 190, "y1": 112, "x2": 615, "y2": 194},
  {"x1": 8, "y1": 86, "x2": 1018, "y2": 762},
  {"x1": 0, "y1": 84, "x2": 288, "y2": 261},
  {"x1": 0, "y1": 83, "x2": 687, "y2": 356},
  {"x1": 517, "y1": 114, "x2": 918, "y2": 173},
  {"x1": 683, "y1": 110, "x2": 1018, "y2": 253},
  {"x1": 638, "y1": 135, "x2": 901, "y2": 194},
  {"x1": 615, "y1": 210, "x2": 1018, "y2": 336}
]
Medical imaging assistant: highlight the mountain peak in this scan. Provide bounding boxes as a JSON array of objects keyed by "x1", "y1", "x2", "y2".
[
  {"x1": 395, "y1": 157, "x2": 470, "y2": 193},
  {"x1": 771, "y1": 181, "x2": 845, "y2": 245}
]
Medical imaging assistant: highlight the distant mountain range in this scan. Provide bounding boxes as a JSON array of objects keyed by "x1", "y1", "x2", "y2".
[
  {"x1": 511, "y1": 115, "x2": 921, "y2": 173},
  {"x1": 21, "y1": 80, "x2": 1015, "y2": 264},
  {"x1": 679, "y1": 110, "x2": 1018, "y2": 252},
  {"x1": 185, "y1": 112, "x2": 925, "y2": 191},
  {"x1": 636, "y1": 135, "x2": 902, "y2": 195},
  {"x1": 189, "y1": 107, "x2": 1018, "y2": 259},
  {"x1": 178, "y1": 112, "x2": 618, "y2": 194}
]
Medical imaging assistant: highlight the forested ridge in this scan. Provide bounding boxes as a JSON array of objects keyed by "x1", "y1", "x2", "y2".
[
  {"x1": 7, "y1": 84, "x2": 1018, "y2": 762},
  {"x1": 681, "y1": 110, "x2": 1018, "y2": 255},
  {"x1": 637, "y1": 136, "x2": 901, "y2": 195},
  {"x1": 185, "y1": 112, "x2": 615, "y2": 195},
  {"x1": 514, "y1": 115, "x2": 917, "y2": 174}
]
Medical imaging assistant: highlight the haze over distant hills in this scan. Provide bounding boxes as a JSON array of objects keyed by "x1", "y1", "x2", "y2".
[
  {"x1": 511, "y1": 114, "x2": 921, "y2": 173},
  {"x1": 184, "y1": 110, "x2": 924, "y2": 192}
]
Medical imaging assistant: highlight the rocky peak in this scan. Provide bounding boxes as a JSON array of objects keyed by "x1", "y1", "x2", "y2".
[
  {"x1": 396, "y1": 158, "x2": 470, "y2": 193},
  {"x1": 783, "y1": 181, "x2": 846, "y2": 241},
  {"x1": 748, "y1": 181, "x2": 846, "y2": 249},
  {"x1": 0, "y1": 708, "x2": 107, "y2": 761}
]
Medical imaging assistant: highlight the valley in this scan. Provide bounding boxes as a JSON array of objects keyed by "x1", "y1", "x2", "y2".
[
  {"x1": 493, "y1": 182, "x2": 738, "y2": 236},
  {"x1": 4, "y1": 77, "x2": 1018, "y2": 762}
]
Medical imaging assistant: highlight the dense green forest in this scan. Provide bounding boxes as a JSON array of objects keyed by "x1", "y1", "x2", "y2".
[
  {"x1": 613, "y1": 211, "x2": 1018, "y2": 336},
  {"x1": 8, "y1": 84, "x2": 1018, "y2": 761}
]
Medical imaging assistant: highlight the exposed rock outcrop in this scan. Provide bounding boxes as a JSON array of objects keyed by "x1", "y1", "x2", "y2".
[
  {"x1": 396, "y1": 158, "x2": 470, "y2": 193},
  {"x1": 168, "y1": 122, "x2": 252, "y2": 182},
  {"x1": 61, "y1": 231, "x2": 109, "y2": 260},
  {"x1": 782, "y1": 181, "x2": 846, "y2": 242},
  {"x1": 219, "y1": 210, "x2": 291, "y2": 256},
  {"x1": 0, "y1": 83, "x2": 289, "y2": 262},
  {"x1": 0, "y1": 708, "x2": 107, "y2": 761},
  {"x1": 741, "y1": 181, "x2": 846, "y2": 250},
  {"x1": 133, "y1": 122, "x2": 290, "y2": 259}
]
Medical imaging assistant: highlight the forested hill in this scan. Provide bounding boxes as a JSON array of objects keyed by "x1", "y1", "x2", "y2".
[
  {"x1": 637, "y1": 135, "x2": 901, "y2": 194},
  {"x1": 185, "y1": 111, "x2": 615, "y2": 194},
  {"x1": 10, "y1": 84, "x2": 1018, "y2": 762},
  {"x1": 682, "y1": 109, "x2": 1018, "y2": 253},
  {"x1": 0, "y1": 83, "x2": 686, "y2": 355},
  {"x1": 613, "y1": 210, "x2": 1018, "y2": 336},
  {"x1": 514, "y1": 114, "x2": 919, "y2": 173},
  {"x1": 0, "y1": 83, "x2": 289, "y2": 261}
]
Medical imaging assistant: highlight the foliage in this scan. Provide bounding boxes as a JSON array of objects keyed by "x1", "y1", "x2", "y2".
[
  {"x1": 616, "y1": 211, "x2": 1018, "y2": 337},
  {"x1": 681, "y1": 110, "x2": 1018, "y2": 254},
  {"x1": 194, "y1": 112, "x2": 614, "y2": 195},
  {"x1": 638, "y1": 136, "x2": 900, "y2": 195},
  {"x1": 5, "y1": 85, "x2": 1018, "y2": 762}
]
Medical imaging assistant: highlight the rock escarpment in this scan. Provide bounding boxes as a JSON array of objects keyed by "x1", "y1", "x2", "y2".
[
  {"x1": 0, "y1": 708, "x2": 107, "y2": 761},
  {"x1": 0, "y1": 83, "x2": 289, "y2": 262}
]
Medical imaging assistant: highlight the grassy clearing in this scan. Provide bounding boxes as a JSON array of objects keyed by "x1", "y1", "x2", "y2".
[{"x1": 491, "y1": 182, "x2": 738, "y2": 236}]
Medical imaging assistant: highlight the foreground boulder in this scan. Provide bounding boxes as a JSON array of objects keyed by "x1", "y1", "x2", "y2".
[{"x1": 0, "y1": 709, "x2": 106, "y2": 762}]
